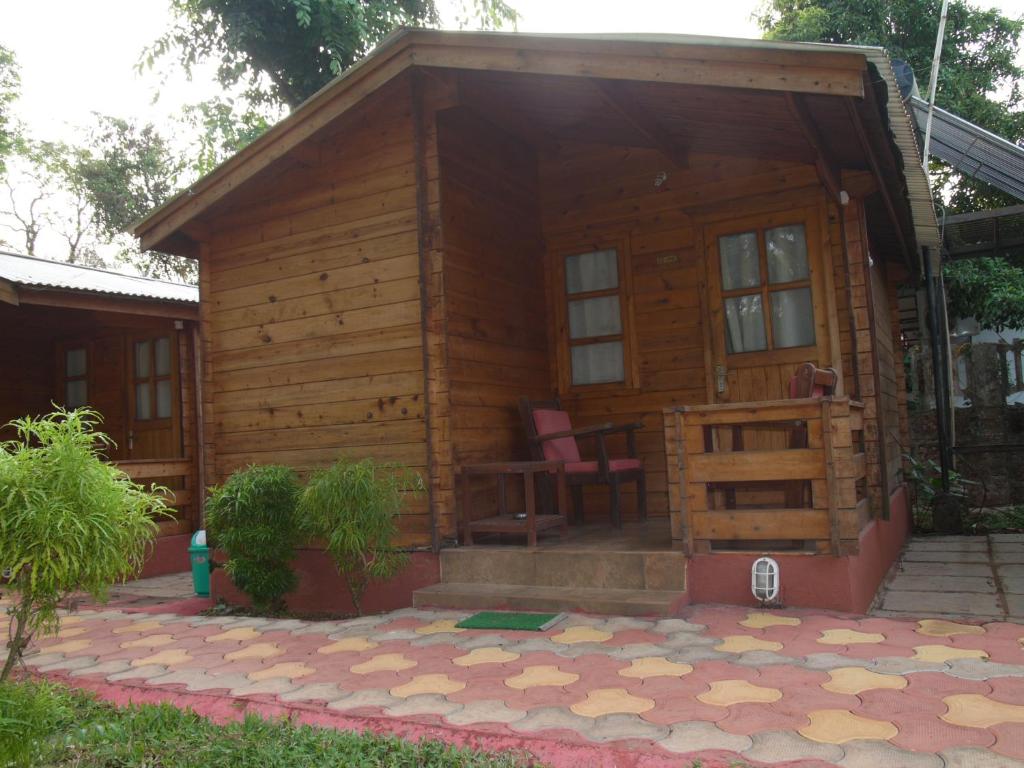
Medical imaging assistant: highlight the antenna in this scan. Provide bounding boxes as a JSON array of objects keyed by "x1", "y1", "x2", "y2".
[{"x1": 922, "y1": 0, "x2": 951, "y2": 172}]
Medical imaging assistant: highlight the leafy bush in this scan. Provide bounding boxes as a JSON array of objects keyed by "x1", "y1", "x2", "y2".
[
  {"x1": 0, "y1": 680, "x2": 538, "y2": 767},
  {"x1": 903, "y1": 452, "x2": 975, "y2": 532},
  {"x1": 205, "y1": 464, "x2": 302, "y2": 612},
  {"x1": 298, "y1": 458, "x2": 421, "y2": 615},
  {"x1": 0, "y1": 408, "x2": 165, "y2": 681}
]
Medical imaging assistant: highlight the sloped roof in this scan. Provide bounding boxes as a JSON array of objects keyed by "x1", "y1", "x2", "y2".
[
  {"x1": 132, "y1": 28, "x2": 938, "y2": 260},
  {"x1": 0, "y1": 250, "x2": 198, "y2": 303}
]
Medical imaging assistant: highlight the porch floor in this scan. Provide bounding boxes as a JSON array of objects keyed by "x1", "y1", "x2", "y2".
[{"x1": 456, "y1": 517, "x2": 675, "y2": 552}]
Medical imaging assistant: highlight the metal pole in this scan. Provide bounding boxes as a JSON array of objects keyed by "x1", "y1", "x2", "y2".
[
  {"x1": 923, "y1": 246, "x2": 951, "y2": 491},
  {"x1": 922, "y1": 0, "x2": 951, "y2": 170}
]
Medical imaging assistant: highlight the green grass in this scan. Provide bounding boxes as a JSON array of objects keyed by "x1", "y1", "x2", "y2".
[{"x1": 0, "y1": 680, "x2": 539, "y2": 768}]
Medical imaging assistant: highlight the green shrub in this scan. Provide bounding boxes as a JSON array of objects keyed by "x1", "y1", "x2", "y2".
[
  {"x1": 205, "y1": 464, "x2": 302, "y2": 612},
  {"x1": 0, "y1": 408, "x2": 165, "y2": 681},
  {"x1": 298, "y1": 458, "x2": 421, "y2": 615},
  {"x1": 0, "y1": 680, "x2": 76, "y2": 767}
]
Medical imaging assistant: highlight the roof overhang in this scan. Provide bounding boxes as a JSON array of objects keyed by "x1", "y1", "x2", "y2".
[{"x1": 133, "y1": 28, "x2": 937, "y2": 265}]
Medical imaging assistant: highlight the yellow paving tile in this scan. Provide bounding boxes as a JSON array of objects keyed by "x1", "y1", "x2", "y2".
[
  {"x1": 618, "y1": 657, "x2": 693, "y2": 679},
  {"x1": 816, "y1": 629, "x2": 885, "y2": 646},
  {"x1": 550, "y1": 626, "x2": 613, "y2": 645},
  {"x1": 391, "y1": 674, "x2": 466, "y2": 698},
  {"x1": 739, "y1": 612, "x2": 802, "y2": 629},
  {"x1": 317, "y1": 637, "x2": 379, "y2": 654},
  {"x1": 453, "y1": 647, "x2": 520, "y2": 667},
  {"x1": 112, "y1": 620, "x2": 163, "y2": 635},
  {"x1": 225, "y1": 642, "x2": 285, "y2": 661},
  {"x1": 42, "y1": 639, "x2": 92, "y2": 654},
  {"x1": 697, "y1": 679, "x2": 783, "y2": 707},
  {"x1": 942, "y1": 694, "x2": 1024, "y2": 728},
  {"x1": 60, "y1": 616, "x2": 83, "y2": 626},
  {"x1": 350, "y1": 653, "x2": 417, "y2": 674},
  {"x1": 800, "y1": 709, "x2": 899, "y2": 744},
  {"x1": 415, "y1": 619, "x2": 466, "y2": 635},
  {"x1": 714, "y1": 635, "x2": 784, "y2": 653},
  {"x1": 912, "y1": 645, "x2": 988, "y2": 663},
  {"x1": 119, "y1": 634, "x2": 177, "y2": 650},
  {"x1": 822, "y1": 667, "x2": 908, "y2": 695},
  {"x1": 131, "y1": 648, "x2": 193, "y2": 668},
  {"x1": 248, "y1": 662, "x2": 316, "y2": 681},
  {"x1": 206, "y1": 627, "x2": 262, "y2": 643},
  {"x1": 504, "y1": 665, "x2": 580, "y2": 690},
  {"x1": 570, "y1": 688, "x2": 655, "y2": 717},
  {"x1": 916, "y1": 619, "x2": 986, "y2": 637}
]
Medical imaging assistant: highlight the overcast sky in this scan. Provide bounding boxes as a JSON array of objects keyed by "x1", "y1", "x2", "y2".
[{"x1": 2, "y1": 0, "x2": 1024, "y2": 264}]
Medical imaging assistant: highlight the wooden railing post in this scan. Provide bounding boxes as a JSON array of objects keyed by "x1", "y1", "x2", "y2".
[{"x1": 820, "y1": 398, "x2": 841, "y2": 555}]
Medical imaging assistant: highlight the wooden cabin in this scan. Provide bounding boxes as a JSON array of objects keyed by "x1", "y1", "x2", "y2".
[
  {"x1": 133, "y1": 30, "x2": 940, "y2": 615},
  {"x1": 0, "y1": 251, "x2": 201, "y2": 577}
]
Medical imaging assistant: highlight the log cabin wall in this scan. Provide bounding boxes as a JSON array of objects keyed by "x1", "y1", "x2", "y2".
[
  {"x1": 199, "y1": 75, "x2": 435, "y2": 546},
  {"x1": 435, "y1": 108, "x2": 549, "y2": 536},
  {"x1": 0, "y1": 302, "x2": 57, "y2": 436},
  {"x1": 538, "y1": 142, "x2": 862, "y2": 523}
]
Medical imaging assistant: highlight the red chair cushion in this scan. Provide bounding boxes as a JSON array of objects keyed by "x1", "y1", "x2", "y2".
[
  {"x1": 565, "y1": 458, "x2": 642, "y2": 474},
  {"x1": 532, "y1": 409, "x2": 581, "y2": 463},
  {"x1": 788, "y1": 374, "x2": 828, "y2": 399}
]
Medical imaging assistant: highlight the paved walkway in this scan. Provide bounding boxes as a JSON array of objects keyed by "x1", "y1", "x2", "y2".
[
  {"x1": 875, "y1": 534, "x2": 1024, "y2": 621},
  {"x1": 9, "y1": 595, "x2": 1024, "y2": 768}
]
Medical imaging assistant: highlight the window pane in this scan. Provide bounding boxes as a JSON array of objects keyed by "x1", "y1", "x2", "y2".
[
  {"x1": 154, "y1": 337, "x2": 171, "y2": 377},
  {"x1": 156, "y1": 379, "x2": 172, "y2": 418},
  {"x1": 1007, "y1": 350, "x2": 1018, "y2": 389},
  {"x1": 571, "y1": 341, "x2": 624, "y2": 385},
  {"x1": 135, "y1": 383, "x2": 152, "y2": 420},
  {"x1": 724, "y1": 294, "x2": 767, "y2": 353},
  {"x1": 719, "y1": 232, "x2": 760, "y2": 290},
  {"x1": 134, "y1": 340, "x2": 151, "y2": 378},
  {"x1": 766, "y1": 224, "x2": 809, "y2": 284},
  {"x1": 65, "y1": 380, "x2": 87, "y2": 409},
  {"x1": 565, "y1": 249, "x2": 618, "y2": 294},
  {"x1": 770, "y1": 287, "x2": 815, "y2": 348},
  {"x1": 568, "y1": 296, "x2": 622, "y2": 339},
  {"x1": 66, "y1": 348, "x2": 87, "y2": 377}
]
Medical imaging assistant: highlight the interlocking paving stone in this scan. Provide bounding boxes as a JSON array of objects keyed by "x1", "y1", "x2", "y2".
[
  {"x1": 391, "y1": 674, "x2": 465, "y2": 698},
  {"x1": 38, "y1": 656, "x2": 98, "y2": 673},
  {"x1": 881, "y1": 590, "x2": 1006, "y2": 617},
  {"x1": 570, "y1": 688, "x2": 655, "y2": 717},
  {"x1": 657, "y1": 721, "x2": 753, "y2": 754},
  {"x1": 916, "y1": 619, "x2": 988, "y2": 637},
  {"x1": 384, "y1": 694, "x2": 463, "y2": 718},
  {"x1": 588, "y1": 713, "x2": 668, "y2": 743},
  {"x1": 714, "y1": 635, "x2": 783, "y2": 653},
  {"x1": 551, "y1": 626, "x2": 613, "y2": 645},
  {"x1": 940, "y1": 746, "x2": 1024, "y2": 767},
  {"x1": 913, "y1": 645, "x2": 989, "y2": 663},
  {"x1": 942, "y1": 694, "x2": 1024, "y2": 728},
  {"x1": 230, "y1": 678, "x2": 302, "y2": 697},
  {"x1": 444, "y1": 699, "x2": 527, "y2": 725},
  {"x1": 799, "y1": 709, "x2": 899, "y2": 743},
  {"x1": 327, "y1": 689, "x2": 399, "y2": 711},
  {"x1": 277, "y1": 682, "x2": 347, "y2": 703},
  {"x1": 511, "y1": 706, "x2": 596, "y2": 737},
  {"x1": 68, "y1": 659, "x2": 132, "y2": 678},
  {"x1": 697, "y1": 679, "x2": 783, "y2": 706},
  {"x1": 106, "y1": 664, "x2": 167, "y2": 681},
  {"x1": 817, "y1": 629, "x2": 886, "y2": 645},
  {"x1": 838, "y1": 739, "x2": 944, "y2": 767},
  {"x1": 742, "y1": 729, "x2": 845, "y2": 763},
  {"x1": 823, "y1": 667, "x2": 908, "y2": 695}
]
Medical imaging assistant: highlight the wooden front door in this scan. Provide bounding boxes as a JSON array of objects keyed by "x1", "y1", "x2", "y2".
[
  {"x1": 703, "y1": 207, "x2": 831, "y2": 406},
  {"x1": 127, "y1": 333, "x2": 181, "y2": 460}
]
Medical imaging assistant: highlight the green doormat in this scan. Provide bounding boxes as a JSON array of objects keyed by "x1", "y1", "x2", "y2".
[{"x1": 455, "y1": 611, "x2": 566, "y2": 631}]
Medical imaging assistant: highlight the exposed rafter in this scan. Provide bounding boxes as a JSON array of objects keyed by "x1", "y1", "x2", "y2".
[
  {"x1": 592, "y1": 79, "x2": 689, "y2": 169},
  {"x1": 786, "y1": 92, "x2": 842, "y2": 203}
]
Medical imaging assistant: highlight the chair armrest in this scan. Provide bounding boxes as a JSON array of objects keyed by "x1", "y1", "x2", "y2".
[{"x1": 601, "y1": 421, "x2": 644, "y2": 435}]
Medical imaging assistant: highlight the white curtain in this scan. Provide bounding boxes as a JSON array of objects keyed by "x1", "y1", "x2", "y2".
[
  {"x1": 566, "y1": 249, "x2": 618, "y2": 294},
  {"x1": 766, "y1": 225, "x2": 809, "y2": 283},
  {"x1": 770, "y1": 287, "x2": 815, "y2": 348},
  {"x1": 720, "y1": 232, "x2": 760, "y2": 290},
  {"x1": 572, "y1": 341, "x2": 624, "y2": 385},
  {"x1": 725, "y1": 294, "x2": 767, "y2": 353},
  {"x1": 569, "y1": 296, "x2": 622, "y2": 339}
]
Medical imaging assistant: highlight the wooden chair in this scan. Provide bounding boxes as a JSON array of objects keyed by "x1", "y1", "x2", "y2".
[
  {"x1": 518, "y1": 397, "x2": 646, "y2": 528},
  {"x1": 785, "y1": 362, "x2": 838, "y2": 506}
]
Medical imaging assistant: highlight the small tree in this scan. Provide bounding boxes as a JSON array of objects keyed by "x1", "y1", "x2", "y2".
[
  {"x1": 205, "y1": 465, "x2": 302, "y2": 612},
  {"x1": 0, "y1": 409, "x2": 165, "y2": 681},
  {"x1": 298, "y1": 458, "x2": 420, "y2": 616}
]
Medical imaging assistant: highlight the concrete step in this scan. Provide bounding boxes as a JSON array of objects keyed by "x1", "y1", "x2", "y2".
[
  {"x1": 413, "y1": 582, "x2": 688, "y2": 617},
  {"x1": 439, "y1": 547, "x2": 687, "y2": 591}
]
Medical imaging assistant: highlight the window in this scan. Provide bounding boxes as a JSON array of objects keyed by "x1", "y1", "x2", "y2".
[
  {"x1": 63, "y1": 347, "x2": 88, "y2": 408},
  {"x1": 133, "y1": 336, "x2": 173, "y2": 420},
  {"x1": 562, "y1": 247, "x2": 629, "y2": 386},
  {"x1": 719, "y1": 223, "x2": 815, "y2": 355}
]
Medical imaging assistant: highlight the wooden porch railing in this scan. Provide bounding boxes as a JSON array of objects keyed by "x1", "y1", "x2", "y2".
[
  {"x1": 116, "y1": 458, "x2": 197, "y2": 538},
  {"x1": 663, "y1": 397, "x2": 867, "y2": 555}
]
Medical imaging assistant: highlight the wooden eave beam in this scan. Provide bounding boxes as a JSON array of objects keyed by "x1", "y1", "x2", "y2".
[
  {"x1": 844, "y1": 96, "x2": 913, "y2": 266},
  {"x1": 593, "y1": 79, "x2": 688, "y2": 169},
  {"x1": 0, "y1": 278, "x2": 19, "y2": 306},
  {"x1": 786, "y1": 92, "x2": 842, "y2": 203},
  {"x1": 16, "y1": 288, "x2": 199, "y2": 320}
]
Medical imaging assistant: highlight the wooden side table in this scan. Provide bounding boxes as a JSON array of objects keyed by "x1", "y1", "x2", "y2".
[{"x1": 459, "y1": 460, "x2": 568, "y2": 547}]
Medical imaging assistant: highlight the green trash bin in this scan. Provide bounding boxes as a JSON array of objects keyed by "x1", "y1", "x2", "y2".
[{"x1": 189, "y1": 530, "x2": 211, "y2": 597}]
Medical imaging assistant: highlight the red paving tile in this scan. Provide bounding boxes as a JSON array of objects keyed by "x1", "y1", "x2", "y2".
[
  {"x1": 991, "y1": 723, "x2": 1024, "y2": 761},
  {"x1": 890, "y1": 712, "x2": 997, "y2": 752},
  {"x1": 717, "y1": 702, "x2": 807, "y2": 735}
]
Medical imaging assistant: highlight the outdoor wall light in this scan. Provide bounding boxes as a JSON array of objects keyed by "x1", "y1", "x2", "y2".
[{"x1": 751, "y1": 556, "x2": 780, "y2": 604}]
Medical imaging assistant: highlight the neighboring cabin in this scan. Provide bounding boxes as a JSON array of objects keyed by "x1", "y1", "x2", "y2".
[
  {"x1": 133, "y1": 30, "x2": 940, "y2": 614},
  {"x1": 0, "y1": 250, "x2": 201, "y2": 577}
]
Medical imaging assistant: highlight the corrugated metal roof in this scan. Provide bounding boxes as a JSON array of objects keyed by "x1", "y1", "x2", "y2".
[
  {"x1": 0, "y1": 250, "x2": 198, "y2": 303},
  {"x1": 908, "y1": 96, "x2": 1024, "y2": 203}
]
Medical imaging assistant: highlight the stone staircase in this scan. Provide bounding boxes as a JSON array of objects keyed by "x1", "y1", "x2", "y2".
[{"x1": 413, "y1": 546, "x2": 689, "y2": 616}]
